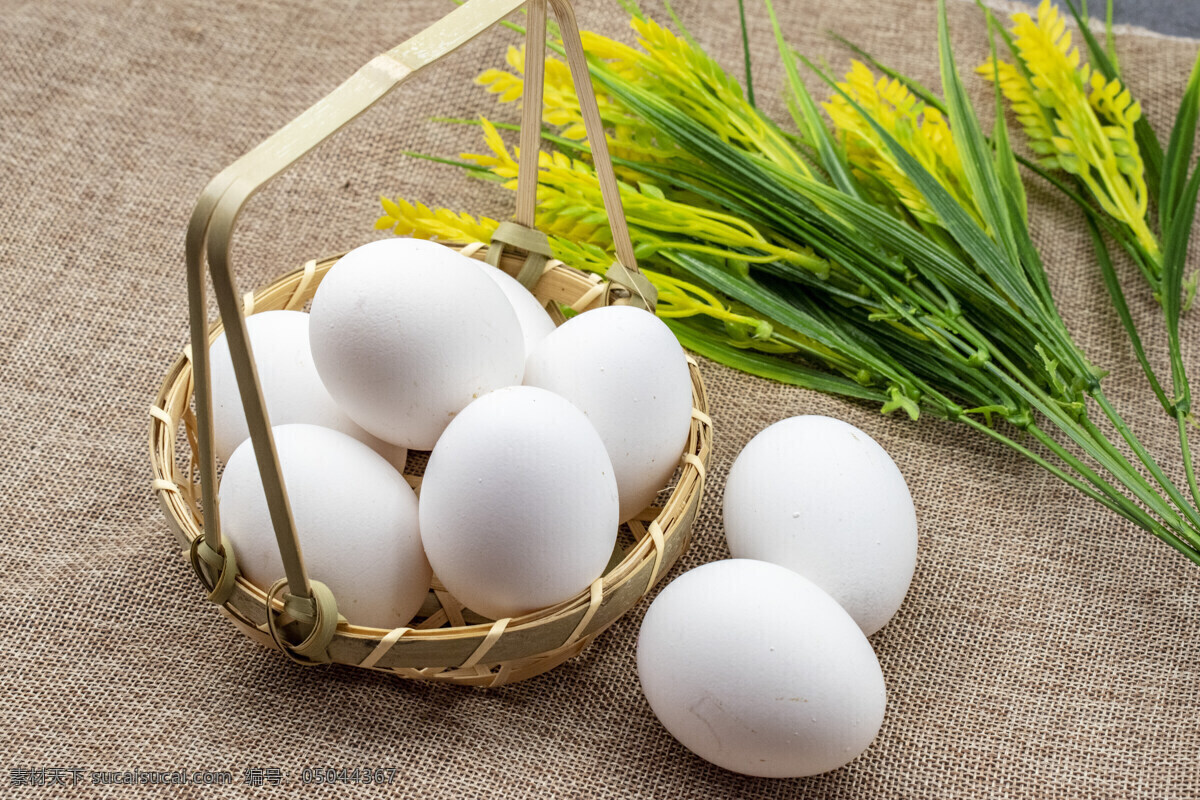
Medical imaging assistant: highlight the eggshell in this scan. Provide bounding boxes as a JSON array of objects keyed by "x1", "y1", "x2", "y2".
[
  {"x1": 418, "y1": 386, "x2": 619, "y2": 620},
  {"x1": 477, "y1": 263, "x2": 556, "y2": 360},
  {"x1": 308, "y1": 237, "x2": 525, "y2": 449},
  {"x1": 637, "y1": 559, "x2": 886, "y2": 778},
  {"x1": 723, "y1": 415, "x2": 918, "y2": 636},
  {"x1": 208, "y1": 310, "x2": 407, "y2": 469},
  {"x1": 523, "y1": 305, "x2": 692, "y2": 522},
  {"x1": 219, "y1": 423, "x2": 430, "y2": 630}
]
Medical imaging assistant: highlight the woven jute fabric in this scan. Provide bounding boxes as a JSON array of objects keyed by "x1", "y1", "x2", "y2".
[{"x1": 2, "y1": 0, "x2": 1197, "y2": 797}]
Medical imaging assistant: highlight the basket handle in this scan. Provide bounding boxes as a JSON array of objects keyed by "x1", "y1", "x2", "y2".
[
  {"x1": 183, "y1": 0, "x2": 644, "y2": 658},
  {"x1": 502, "y1": 0, "x2": 653, "y2": 310}
]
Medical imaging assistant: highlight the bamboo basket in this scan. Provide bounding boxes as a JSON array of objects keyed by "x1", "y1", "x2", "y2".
[{"x1": 148, "y1": 0, "x2": 712, "y2": 687}]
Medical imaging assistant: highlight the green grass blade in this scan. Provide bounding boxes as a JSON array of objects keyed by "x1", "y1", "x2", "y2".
[
  {"x1": 1105, "y1": 0, "x2": 1120, "y2": 72},
  {"x1": 399, "y1": 150, "x2": 502, "y2": 180},
  {"x1": 738, "y1": 0, "x2": 755, "y2": 107},
  {"x1": 663, "y1": 250, "x2": 936, "y2": 399},
  {"x1": 1086, "y1": 218, "x2": 1172, "y2": 412},
  {"x1": 667, "y1": 319, "x2": 890, "y2": 403},
  {"x1": 664, "y1": 251, "x2": 868, "y2": 363},
  {"x1": 983, "y1": 17, "x2": 1065, "y2": 321},
  {"x1": 936, "y1": 0, "x2": 1021, "y2": 272},
  {"x1": 986, "y1": 20, "x2": 1029, "y2": 227},
  {"x1": 1160, "y1": 52, "x2": 1200, "y2": 233},
  {"x1": 1162, "y1": 165, "x2": 1200, "y2": 412},
  {"x1": 762, "y1": 0, "x2": 862, "y2": 198}
]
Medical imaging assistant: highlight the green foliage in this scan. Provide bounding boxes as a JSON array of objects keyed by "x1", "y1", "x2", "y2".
[{"x1": 379, "y1": 2, "x2": 1200, "y2": 563}]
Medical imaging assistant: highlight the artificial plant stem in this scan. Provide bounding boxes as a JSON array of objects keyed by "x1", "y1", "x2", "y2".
[
  {"x1": 1037, "y1": 402, "x2": 1193, "y2": 542},
  {"x1": 1054, "y1": 405, "x2": 1200, "y2": 549},
  {"x1": 960, "y1": 416, "x2": 1153, "y2": 530},
  {"x1": 1087, "y1": 219, "x2": 1172, "y2": 413},
  {"x1": 1090, "y1": 388, "x2": 1200, "y2": 534},
  {"x1": 1024, "y1": 424, "x2": 1197, "y2": 557},
  {"x1": 1093, "y1": 412, "x2": 1200, "y2": 541},
  {"x1": 1073, "y1": 408, "x2": 1200, "y2": 546},
  {"x1": 1041, "y1": 396, "x2": 1200, "y2": 546},
  {"x1": 1179, "y1": 412, "x2": 1200, "y2": 510},
  {"x1": 737, "y1": 0, "x2": 755, "y2": 107},
  {"x1": 966, "y1": 332, "x2": 1200, "y2": 547}
]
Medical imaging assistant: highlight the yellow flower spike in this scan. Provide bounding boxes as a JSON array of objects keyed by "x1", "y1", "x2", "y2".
[
  {"x1": 461, "y1": 117, "x2": 520, "y2": 179},
  {"x1": 990, "y1": 0, "x2": 1159, "y2": 260},
  {"x1": 979, "y1": 58, "x2": 1062, "y2": 170},
  {"x1": 618, "y1": 14, "x2": 807, "y2": 173},
  {"x1": 646, "y1": 272, "x2": 798, "y2": 354},
  {"x1": 826, "y1": 61, "x2": 980, "y2": 226},
  {"x1": 475, "y1": 68, "x2": 523, "y2": 104},
  {"x1": 474, "y1": 39, "x2": 678, "y2": 166},
  {"x1": 580, "y1": 30, "x2": 644, "y2": 74},
  {"x1": 506, "y1": 43, "x2": 525, "y2": 73},
  {"x1": 376, "y1": 197, "x2": 500, "y2": 244},
  {"x1": 374, "y1": 195, "x2": 794, "y2": 356}
]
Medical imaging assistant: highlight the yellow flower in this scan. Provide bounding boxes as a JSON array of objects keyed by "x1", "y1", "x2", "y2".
[
  {"x1": 475, "y1": 43, "x2": 676, "y2": 166},
  {"x1": 459, "y1": 118, "x2": 829, "y2": 274},
  {"x1": 984, "y1": 0, "x2": 1158, "y2": 259},
  {"x1": 373, "y1": 196, "x2": 798, "y2": 354},
  {"x1": 826, "y1": 61, "x2": 981, "y2": 226},
  {"x1": 978, "y1": 57, "x2": 1062, "y2": 169},
  {"x1": 474, "y1": 14, "x2": 810, "y2": 175},
  {"x1": 375, "y1": 197, "x2": 499, "y2": 243}
]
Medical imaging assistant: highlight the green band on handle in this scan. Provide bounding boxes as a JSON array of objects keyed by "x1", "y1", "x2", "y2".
[
  {"x1": 188, "y1": 532, "x2": 239, "y2": 606},
  {"x1": 604, "y1": 260, "x2": 658, "y2": 312},
  {"x1": 265, "y1": 579, "x2": 340, "y2": 666},
  {"x1": 487, "y1": 221, "x2": 553, "y2": 291}
]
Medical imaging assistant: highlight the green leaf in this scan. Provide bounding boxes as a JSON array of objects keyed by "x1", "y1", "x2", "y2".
[
  {"x1": 762, "y1": 0, "x2": 863, "y2": 198},
  {"x1": 985, "y1": 20, "x2": 1028, "y2": 228},
  {"x1": 1086, "y1": 218, "x2": 1172, "y2": 413},
  {"x1": 664, "y1": 249, "x2": 925, "y2": 390},
  {"x1": 738, "y1": 0, "x2": 755, "y2": 107},
  {"x1": 1160, "y1": 52, "x2": 1200, "y2": 233},
  {"x1": 881, "y1": 385, "x2": 921, "y2": 420},
  {"x1": 1105, "y1": 0, "x2": 1120, "y2": 75},
  {"x1": 936, "y1": 0, "x2": 1021, "y2": 275},
  {"x1": 984, "y1": 14, "x2": 1064, "y2": 318},
  {"x1": 1161, "y1": 165, "x2": 1200, "y2": 413},
  {"x1": 666, "y1": 318, "x2": 891, "y2": 404}
]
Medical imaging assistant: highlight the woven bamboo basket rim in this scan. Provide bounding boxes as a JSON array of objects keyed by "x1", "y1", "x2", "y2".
[
  {"x1": 150, "y1": 246, "x2": 712, "y2": 685},
  {"x1": 153, "y1": 0, "x2": 713, "y2": 686}
]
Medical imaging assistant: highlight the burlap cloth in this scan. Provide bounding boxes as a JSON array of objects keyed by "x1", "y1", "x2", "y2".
[{"x1": 2, "y1": 0, "x2": 1198, "y2": 796}]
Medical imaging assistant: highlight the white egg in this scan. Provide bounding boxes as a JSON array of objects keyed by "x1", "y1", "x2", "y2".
[
  {"x1": 219, "y1": 423, "x2": 430, "y2": 630},
  {"x1": 208, "y1": 310, "x2": 406, "y2": 469},
  {"x1": 637, "y1": 559, "x2": 887, "y2": 778},
  {"x1": 308, "y1": 237, "x2": 525, "y2": 449},
  {"x1": 419, "y1": 386, "x2": 619, "y2": 620},
  {"x1": 523, "y1": 305, "x2": 692, "y2": 522},
  {"x1": 477, "y1": 263, "x2": 556, "y2": 360},
  {"x1": 723, "y1": 415, "x2": 918, "y2": 636}
]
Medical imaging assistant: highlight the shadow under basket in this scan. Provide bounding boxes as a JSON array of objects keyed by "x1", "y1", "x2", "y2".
[{"x1": 150, "y1": 243, "x2": 713, "y2": 687}]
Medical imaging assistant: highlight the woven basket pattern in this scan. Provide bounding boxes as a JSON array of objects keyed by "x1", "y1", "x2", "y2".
[{"x1": 150, "y1": 244, "x2": 712, "y2": 686}]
